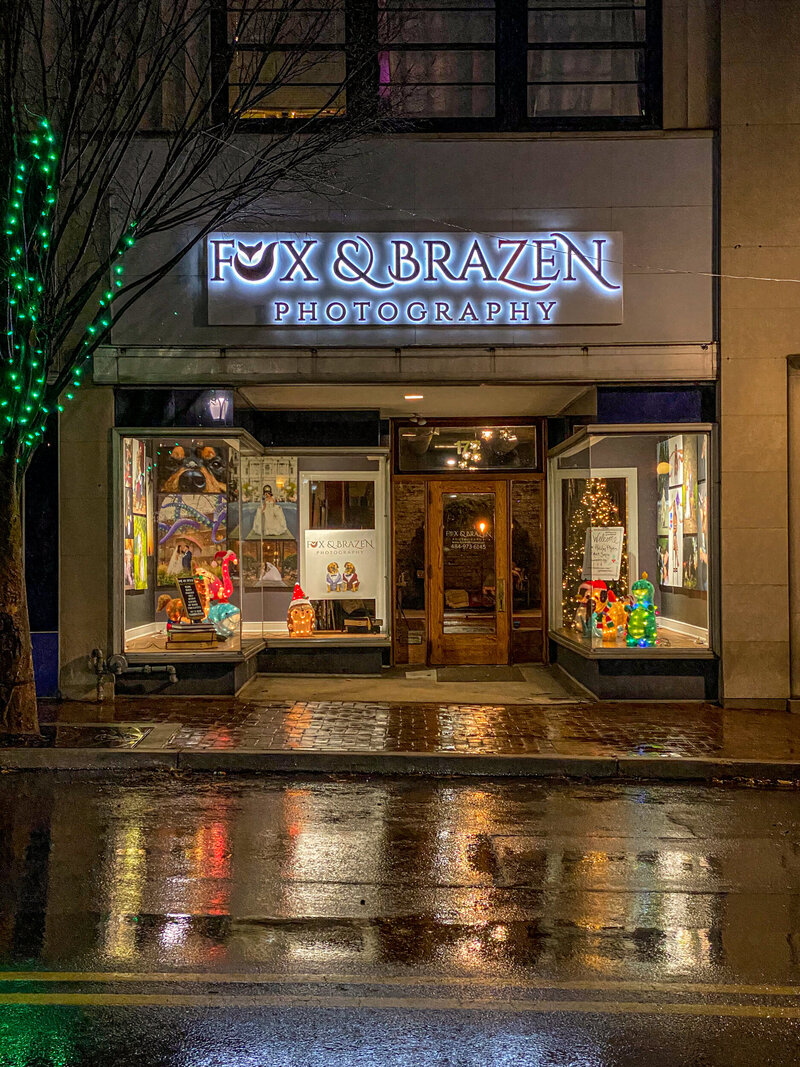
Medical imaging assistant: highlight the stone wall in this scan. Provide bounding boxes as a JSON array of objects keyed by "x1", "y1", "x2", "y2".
[{"x1": 719, "y1": 0, "x2": 796, "y2": 707}]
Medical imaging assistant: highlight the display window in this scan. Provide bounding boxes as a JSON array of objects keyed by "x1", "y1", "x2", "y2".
[
  {"x1": 119, "y1": 431, "x2": 257, "y2": 655},
  {"x1": 117, "y1": 433, "x2": 390, "y2": 655},
  {"x1": 235, "y1": 455, "x2": 298, "y2": 587},
  {"x1": 237, "y1": 453, "x2": 388, "y2": 640},
  {"x1": 548, "y1": 426, "x2": 714, "y2": 655},
  {"x1": 296, "y1": 464, "x2": 387, "y2": 636}
]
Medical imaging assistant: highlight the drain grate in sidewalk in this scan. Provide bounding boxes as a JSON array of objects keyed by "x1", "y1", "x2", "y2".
[{"x1": 0, "y1": 725, "x2": 153, "y2": 749}]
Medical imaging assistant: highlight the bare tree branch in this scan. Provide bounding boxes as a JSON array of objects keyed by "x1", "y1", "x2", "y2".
[{"x1": 2, "y1": 0, "x2": 402, "y2": 469}]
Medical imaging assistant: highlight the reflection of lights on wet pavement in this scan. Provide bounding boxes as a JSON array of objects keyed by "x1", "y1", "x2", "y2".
[
  {"x1": 160, "y1": 914, "x2": 191, "y2": 947},
  {"x1": 0, "y1": 1009, "x2": 77, "y2": 1067},
  {"x1": 458, "y1": 936, "x2": 485, "y2": 962},
  {"x1": 0, "y1": 774, "x2": 785, "y2": 1032},
  {"x1": 662, "y1": 928, "x2": 713, "y2": 972},
  {"x1": 104, "y1": 804, "x2": 147, "y2": 962}
]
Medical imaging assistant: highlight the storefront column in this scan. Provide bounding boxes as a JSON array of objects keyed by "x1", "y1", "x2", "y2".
[
  {"x1": 788, "y1": 360, "x2": 800, "y2": 708},
  {"x1": 58, "y1": 383, "x2": 115, "y2": 700},
  {"x1": 719, "y1": 0, "x2": 797, "y2": 708}
]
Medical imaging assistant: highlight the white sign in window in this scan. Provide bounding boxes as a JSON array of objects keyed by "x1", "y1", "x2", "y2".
[
  {"x1": 303, "y1": 531, "x2": 379, "y2": 600},
  {"x1": 582, "y1": 526, "x2": 625, "y2": 582}
]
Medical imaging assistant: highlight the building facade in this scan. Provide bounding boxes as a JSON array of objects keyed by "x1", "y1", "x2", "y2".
[{"x1": 39, "y1": 0, "x2": 796, "y2": 706}]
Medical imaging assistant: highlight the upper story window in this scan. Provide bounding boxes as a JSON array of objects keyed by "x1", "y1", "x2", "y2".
[
  {"x1": 378, "y1": 2, "x2": 497, "y2": 119},
  {"x1": 226, "y1": 2, "x2": 347, "y2": 119},
  {"x1": 218, "y1": 0, "x2": 662, "y2": 130},
  {"x1": 527, "y1": 1, "x2": 653, "y2": 121}
]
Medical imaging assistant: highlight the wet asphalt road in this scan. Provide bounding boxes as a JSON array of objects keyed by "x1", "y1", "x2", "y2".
[{"x1": 1, "y1": 773, "x2": 799, "y2": 1065}]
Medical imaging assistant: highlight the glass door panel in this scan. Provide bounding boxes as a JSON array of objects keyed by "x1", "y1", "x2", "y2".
[
  {"x1": 442, "y1": 492, "x2": 497, "y2": 634},
  {"x1": 428, "y1": 479, "x2": 509, "y2": 665}
]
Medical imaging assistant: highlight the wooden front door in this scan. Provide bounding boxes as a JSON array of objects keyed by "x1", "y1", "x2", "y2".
[{"x1": 427, "y1": 479, "x2": 510, "y2": 665}]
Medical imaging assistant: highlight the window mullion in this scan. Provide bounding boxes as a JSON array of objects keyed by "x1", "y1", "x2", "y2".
[
  {"x1": 496, "y1": 0, "x2": 527, "y2": 130},
  {"x1": 210, "y1": 0, "x2": 230, "y2": 126},
  {"x1": 346, "y1": 0, "x2": 379, "y2": 120}
]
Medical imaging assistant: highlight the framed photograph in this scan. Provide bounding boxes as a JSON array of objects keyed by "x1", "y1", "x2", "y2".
[
  {"x1": 241, "y1": 458, "x2": 297, "y2": 504},
  {"x1": 124, "y1": 438, "x2": 133, "y2": 488},
  {"x1": 133, "y1": 514, "x2": 148, "y2": 590},
  {"x1": 157, "y1": 438, "x2": 228, "y2": 494},
  {"x1": 252, "y1": 539, "x2": 298, "y2": 588},
  {"x1": 157, "y1": 492, "x2": 226, "y2": 587},
  {"x1": 132, "y1": 439, "x2": 147, "y2": 515},
  {"x1": 668, "y1": 485, "x2": 683, "y2": 587},
  {"x1": 146, "y1": 462, "x2": 154, "y2": 556},
  {"x1": 124, "y1": 488, "x2": 134, "y2": 539},
  {"x1": 667, "y1": 435, "x2": 684, "y2": 487},
  {"x1": 124, "y1": 538, "x2": 135, "y2": 590},
  {"x1": 657, "y1": 438, "x2": 670, "y2": 535},
  {"x1": 698, "y1": 434, "x2": 708, "y2": 483},
  {"x1": 657, "y1": 535, "x2": 669, "y2": 588},
  {"x1": 682, "y1": 435, "x2": 698, "y2": 534},
  {"x1": 697, "y1": 480, "x2": 709, "y2": 592},
  {"x1": 683, "y1": 535, "x2": 699, "y2": 589}
]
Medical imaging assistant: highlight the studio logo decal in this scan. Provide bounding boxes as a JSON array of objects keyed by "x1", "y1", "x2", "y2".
[
  {"x1": 228, "y1": 240, "x2": 277, "y2": 283},
  {"x1": 208, "y1": 231, "x2": 623, "y2": 328}
]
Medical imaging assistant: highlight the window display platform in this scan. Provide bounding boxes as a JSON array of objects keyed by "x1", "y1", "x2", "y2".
[
  {"x1": 551, "y1": 626, "x2": 713, "y2": 658},
  {"x1": 116, "y1": 639, "x2": 263, "y2": 697},
  {"x1": 124, "y1": 629, "x2": 388, "y2": 657},
  {"x1": 262, "y1": 631, "x2": 390, "y2": 648},
  {"x1": 124, "y1": 635, "x2": 264, "y2": 661},
  {"x1": 551, "y1": 638, "x2": 718, "y2": 701}
]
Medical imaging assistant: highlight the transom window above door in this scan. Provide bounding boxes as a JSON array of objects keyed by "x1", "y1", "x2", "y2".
[{"x1": 396, "y1": 422, "x2": 539, "y2": 472}]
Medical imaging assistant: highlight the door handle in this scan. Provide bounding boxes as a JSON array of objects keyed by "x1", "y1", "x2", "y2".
[{"x1": 498, "y1": 577, "x2": 506, "y2": 613}]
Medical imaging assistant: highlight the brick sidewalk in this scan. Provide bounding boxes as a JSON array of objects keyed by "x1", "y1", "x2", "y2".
[{"x1": 20, "y1": 696, "x2": 800, "y2": 765}]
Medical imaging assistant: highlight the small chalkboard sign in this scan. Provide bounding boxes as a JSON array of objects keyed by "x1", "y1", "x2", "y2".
[{"x1": 176, "y1": 576, "x2": 206, "y2": 621}]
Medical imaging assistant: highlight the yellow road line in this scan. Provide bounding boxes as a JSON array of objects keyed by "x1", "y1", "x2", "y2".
[
  {"x1": 0, "y1": 992, "x2": 799, "y2": 1018},
  {"x1": 0, "y1": 973, "x2": 799, "y2": 998}
]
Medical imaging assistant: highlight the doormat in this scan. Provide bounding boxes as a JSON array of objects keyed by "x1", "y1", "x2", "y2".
[{"x1": 435, "y1": 667, "x2": 527, "y2": 683}]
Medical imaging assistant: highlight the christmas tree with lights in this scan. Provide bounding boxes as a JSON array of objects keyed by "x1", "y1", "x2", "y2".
[{"x1": 562, "y1": 478, "x2": 628, "y2": 622}]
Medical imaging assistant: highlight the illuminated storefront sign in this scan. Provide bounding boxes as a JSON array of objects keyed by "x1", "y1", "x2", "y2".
[{"x1": 207, "y1": 231, "x2": 623, "y2": 328}]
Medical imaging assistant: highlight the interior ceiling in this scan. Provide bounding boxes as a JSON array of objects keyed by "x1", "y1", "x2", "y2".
[{"x1": 237, "y1": 383, "x2": 593, "y2": 417}]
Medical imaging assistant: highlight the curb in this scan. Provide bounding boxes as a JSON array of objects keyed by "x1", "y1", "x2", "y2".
[
  {"x1": 0, "y1": 750, "x2": 178, "y2": 771},
  {"x1": 176, "y1": 751, "x2": 620, "y2": 777},
  {"x1": 616, "y1": 756, "x2": 800, "y2": 781},
  {"x1": 1, "y1": 747, "x2": 799, "y2": 781}
]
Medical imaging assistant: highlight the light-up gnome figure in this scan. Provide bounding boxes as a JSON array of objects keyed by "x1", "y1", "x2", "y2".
[
  {"x1": 287, "y1": 584, "x2": 316, "y2": 636},
  {"x1": 206, "y1": 549, "x2": 241, "y2": 639},
  {"x1": 625, "y1": 572, "x2": 658, "y2": 648}
]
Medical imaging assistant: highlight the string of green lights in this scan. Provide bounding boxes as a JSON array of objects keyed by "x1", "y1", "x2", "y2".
[{"x1": 2, "y1": 116, "x2": 137, "y2": 465}]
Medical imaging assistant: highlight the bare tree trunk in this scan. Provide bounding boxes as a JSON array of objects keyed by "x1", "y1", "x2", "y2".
[{"x1": 0, "y1": 446, "x2": 38, "y2": 733}]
